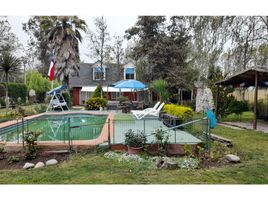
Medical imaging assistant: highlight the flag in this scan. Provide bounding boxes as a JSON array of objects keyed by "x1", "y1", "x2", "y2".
[{"x1": 48, "y1": 60, "x2": 55, "y2": 81}]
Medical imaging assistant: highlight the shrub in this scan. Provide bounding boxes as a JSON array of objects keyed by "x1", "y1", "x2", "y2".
[
  {"x1": 0, "y1": 97, "x2": 6, "y2": 108},
  {"x1": 6, "y1": 83, "x2": 27, "y2": 103},
  {"x1": 227, "y1": 99, "x2": 249, "y2": 115},
  {"x1": 92, "y1": 84, "x2": 103, "y2": 98},
  {"x1": 249, "y1": 99, "x2": 268, "y2": 119},
  {"x1": 116, "y1": 95, "x2": 128, "y2": 105},
  {"x1": 152, "y1": 127, "x2": 169, "y2": 156},
  {"x1": 7, "y1": 155, "x2": 20, "y2": 163},
  {"x1": 0, "y1": 83, "x2": 5, "y2": 97},
  {"x1": 163, "y1": 104, "x2": 194, "y2": 121},
  {"x1": 85, "y1": 97, "x2": 107, "y2": 110},
  {"x1": 124, "y1": 129, "x2": 147, "y2": 148},
  {"x1": 62, "y1": 92, "x2": 72, "y2": 108},
  {"x1": 24, "y1": 131, "x2": 42, "y2": 160}
]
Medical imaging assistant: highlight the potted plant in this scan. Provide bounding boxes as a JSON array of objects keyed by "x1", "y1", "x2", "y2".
[{"x1": 124, "y1": 129, "x2": 147, "y2": 154}]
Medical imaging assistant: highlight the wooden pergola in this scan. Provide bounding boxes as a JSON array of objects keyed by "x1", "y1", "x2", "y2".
[{"x1": 215, "y1": 67, "x2": 268, "y2": 129}]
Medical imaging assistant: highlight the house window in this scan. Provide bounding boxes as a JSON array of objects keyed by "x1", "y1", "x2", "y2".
[
  {"x1": 124, "y1": 67, "x2": 135, "y2": 80},
  {"x1": 93, "y1": 67, "x2": 106, "y2": 80}
]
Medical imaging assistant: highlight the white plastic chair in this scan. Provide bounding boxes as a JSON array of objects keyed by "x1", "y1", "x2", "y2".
[
  {"x1": 134, "y1": 102, "x2": 165, "y2": 120},
  {"x1": 131, "y1": 101, "x2": 160, "y2": 116}
]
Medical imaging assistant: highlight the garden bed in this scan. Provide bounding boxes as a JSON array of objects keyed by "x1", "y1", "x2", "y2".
[{"x1": 0, "y1": 151, "x2": 69, "y2": 170}]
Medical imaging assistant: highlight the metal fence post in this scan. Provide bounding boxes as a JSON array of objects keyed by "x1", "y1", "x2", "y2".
[
  {"x1": 206, "y1": 118, "x2": 211, "y2": 151},
  {"x1": 174, "y1": 129, "x2": 176, "y2": 143},
  {"x1": 22, "y1": 117, "x2": 25, "y2": 148},
  {"x1": 108, "y1": 118, "x2": 111, "y2": 149},
  {"x1": 143, "y1": 119, "x2": 145, "y2": 134},
  {"x1": 16, "y1": 119, "x2": 19, "y2": 144},
  {"x1": 113, "y1": 120, "x2": 115, "y2": 144},
  {"x1": 68, "y1": 117, "x2": 71, "y2": 152}
]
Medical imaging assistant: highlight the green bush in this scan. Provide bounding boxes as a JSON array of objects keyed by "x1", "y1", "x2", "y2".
[
  {"x1": 124, "y1": 129, "x2": 147, "y2": 148},
  {"x1": 163, "y1": 104, "x2": 194, "y2": 121},
  {"x1": 116, "y1": 95, "x2": 128, "y2": 105},
  {"x1": 62, "y1": 92, "x2": 72, "y2": 108},
  {"x1": 24, "y1": 131, "x2": 42, "y2": 160},
  {"x1": 7, "y1": 155, "x2": 20, "y2": 163},
  {"x1": 85, "y1": 97, "x2": 107, "y2": 110},
  {"x1": 0, "y1": 97, "x2": 6, "y2": 108},
  {"x1": 249, "y1": 99, "x2": 268, "y2": 119},
  {"x1": 227, "y1": 98, "x2": 249, "y2": 115},
  {"x1": 92, "y1": 84, "x2": 103, "y2": 98},
  {"x1": 0, "y1": 83, "x2": 5, "y2": 97},
  {"x1": 3, "y1": 83, "x2": 27, "y2": 104}
]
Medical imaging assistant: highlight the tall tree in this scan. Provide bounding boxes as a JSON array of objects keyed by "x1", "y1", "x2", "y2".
[
  {"x1": 126, "y1": 16, "x2": 194, "y2": 94},
  {"x1": 86, "y1": 16, "x2": 111, "y2": 97},
  {"x1": 22, "y1": 16, "x2": 50, "y2": 75},
  {"x1": 0, "y1": 17, "x2": 20, "y2": 53},
  {"x1": 39, "y1": 16, "x2": 87, "y2": 90},
  {"x1": 111, "y1": 35, "x2": 124, "y2": 77},
  {"x1": 125, "y1": 16, "x2": 166, "y2": 83},
  {"x1": 0, "y1": 52, "x2": 21, "y2": 109}
]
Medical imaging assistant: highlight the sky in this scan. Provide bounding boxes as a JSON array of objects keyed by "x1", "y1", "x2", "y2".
[{"x1": 6, "y1": 15, "x2": 138, "y2": 63}]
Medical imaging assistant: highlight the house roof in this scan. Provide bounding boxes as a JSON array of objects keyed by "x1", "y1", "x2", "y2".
[
  {"x1": 69, "y1": 62, "x2": 130, "y2": 88},
  {"x1": 215, "y1": 67, "x2": 268, "y2": 87}
]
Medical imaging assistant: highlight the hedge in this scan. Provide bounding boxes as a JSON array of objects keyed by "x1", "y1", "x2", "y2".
[
  {"x1": 1, "y1": 83, "x2": 27, "y2": 104},
  {"x1": 85, "y1": 97, "x2": 107, "y2": 110},
  {"x1": 163, "y1": 104, "x2": 194, "y2": 121}
]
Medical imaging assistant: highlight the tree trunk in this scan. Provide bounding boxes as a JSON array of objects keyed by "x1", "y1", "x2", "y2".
[
  {"x1": 62, "y1": 75, "x2": 70, "y2": 93},
  {"x1": 5, "y1": 72, "x2": 9, "y2": 110}
]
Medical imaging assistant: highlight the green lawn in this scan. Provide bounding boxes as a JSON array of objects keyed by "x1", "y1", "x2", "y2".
[
  {"x1": 0, "y1": 125, "x2": 267, "y2": 184},
  {"x1": 222, "y1": 111, "x2": 254, "y2": 122}
]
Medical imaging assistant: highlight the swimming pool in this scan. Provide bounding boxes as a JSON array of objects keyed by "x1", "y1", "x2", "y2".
[{"x1": 0, "y1": 114, "x2": 108, "y2": 143}]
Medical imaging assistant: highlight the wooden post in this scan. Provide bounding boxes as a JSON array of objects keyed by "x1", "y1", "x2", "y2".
[
  {"x1": 253, "y1": 71, "x2": 258, "y2": 130},
  {"x1": 215, "y1": 85, "x2": 219, "y2": 118}
]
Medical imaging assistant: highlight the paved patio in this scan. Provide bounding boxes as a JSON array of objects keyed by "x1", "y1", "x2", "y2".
[{"x1": 220, "y1": 121, "x2": 268, "y2": 133}]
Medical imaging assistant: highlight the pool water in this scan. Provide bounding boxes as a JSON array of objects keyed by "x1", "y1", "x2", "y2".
[{"x1": 0, "y1": 114, "x2": 107, "y2": 143}]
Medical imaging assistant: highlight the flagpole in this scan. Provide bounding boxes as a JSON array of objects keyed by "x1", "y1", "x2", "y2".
[{"x1": 51, "y1": 80, "x2": 54, "y2": 90}]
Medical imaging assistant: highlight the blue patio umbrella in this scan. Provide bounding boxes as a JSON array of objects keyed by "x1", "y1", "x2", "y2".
[
  {"x1": 113, "y1": 80, "x2": 146, "y2": 101},
  {"x1": 113, "y1": 80, "x2": 146, "y2": 89}
]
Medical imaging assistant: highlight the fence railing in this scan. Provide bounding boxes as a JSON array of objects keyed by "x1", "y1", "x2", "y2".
[
  {"x1": 0, "y1": 115, "x2": 211, "y2": 151},
  {"x1": 110, "y1": 117, "x2": 211, "y2": 150}
]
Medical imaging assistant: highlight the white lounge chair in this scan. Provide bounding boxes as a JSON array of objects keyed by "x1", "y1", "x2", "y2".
[
  {"x1": 133, "y1": 102, "x2": 165, "y2": 120},
  {"x1": 131, "y1": 101, "x2": 160, "y2": 116}
]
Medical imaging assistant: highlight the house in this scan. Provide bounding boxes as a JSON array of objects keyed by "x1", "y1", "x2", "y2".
[{"x1": 69, "y1": 61, "x2": 148, "y2": 106}]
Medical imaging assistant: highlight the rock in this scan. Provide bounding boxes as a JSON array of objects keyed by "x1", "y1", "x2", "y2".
[
  {"x1": 225, "y1": 154, "x2": 240, "y2": 163},
  {"x1": 46, "y1": 159, "x2": 58, "y2": 166},
  {"x1": 34, "y1": 162, "x2": 45, "y2": 169},
  {"x1": 23, "y1": 162, "x2": 35, "y2": 169}
]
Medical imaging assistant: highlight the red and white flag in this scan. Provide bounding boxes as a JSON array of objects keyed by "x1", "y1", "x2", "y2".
[{"x1": 48, "y1": 60, "x2": 55, "y2": 81}]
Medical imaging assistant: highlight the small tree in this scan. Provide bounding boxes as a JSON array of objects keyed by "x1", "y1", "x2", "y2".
[
  {"x1": 92, "y1": 84, "x2": 103, "y2": 98},
  {"x1": 151, "y1": 79, "x2": 169, "y2": 102},
  {"x1": 0, "y1": 52, "x2": 21, "y2": 109},
  {"x1": 24, "y1": 131, "x2": 41, "y2": 160},
  {"x1": 86, "y1": 16, "x2": 111, "y2": 98}
]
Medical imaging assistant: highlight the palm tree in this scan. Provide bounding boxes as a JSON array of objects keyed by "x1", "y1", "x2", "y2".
[
  {"x1": 151, "y1": 79, "x2": 169, "y2": 102},
  {"x1": 39, "y1": 16, "x2": 87, "y2": 90},
  {"x1": 0, "y1": 52, "x2": 21, "y2": 109}
]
